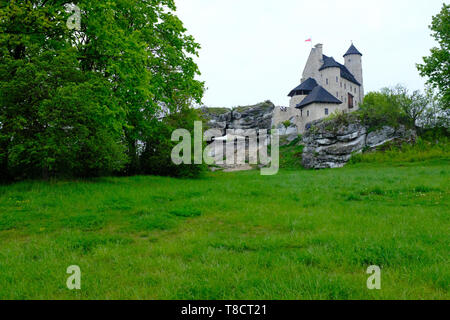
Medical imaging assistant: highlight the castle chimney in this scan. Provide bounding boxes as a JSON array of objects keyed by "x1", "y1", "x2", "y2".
[{"x1": 315, "y1": 44, "x2": 323, "y2": 59}]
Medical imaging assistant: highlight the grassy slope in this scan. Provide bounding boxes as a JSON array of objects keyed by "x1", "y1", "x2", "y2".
[{"x1": 0, "y1": 160, "x2": 449, "y2": 299}]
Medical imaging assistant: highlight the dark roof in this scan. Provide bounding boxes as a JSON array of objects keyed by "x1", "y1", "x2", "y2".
[
  {"x1": 288, "y1": 78, "x2": 318, "y2": 97},
  {"x1": 343, "y1": 44, "x2": 362, "y2": 57},
  {"x1": 295, "y1": 85, "x2": 342, "y2": 109},
  {"x1": 339, "y1": 64, "x2": 360, "y2": 85},
  {"x1": 320, "y1": 55, "x2": 361, "y2": 86},
  {"x1": 319, "y1": 56, "x2": 341, "y2": 70}
]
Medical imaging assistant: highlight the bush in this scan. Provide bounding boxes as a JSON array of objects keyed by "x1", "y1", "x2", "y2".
[
  {"x1": 282, "y1": 120, "x2": 292, "y2": 128},
  {"x1": 358, "y1": 89, "x2": 410, "y2": 130}
]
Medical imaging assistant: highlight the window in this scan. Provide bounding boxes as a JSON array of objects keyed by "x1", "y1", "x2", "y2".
[
  {"x1": 336, "y1": 92, "x2": 339, "y2": 98},
  {"x1": 325, "y1": 108, "x2": 329, "y2": 115},
  {"x1": 355, "y1": 87, "x2": 357, "y2": 93},
  {"x1": 326, "y1": 78, "x2": 328, "y2": 85},
  {"x1": 340, "y1": 82, "x2": 342, "y2": 88},
  {"x1": 301, "y1": 110, "x2": 303, "y2": 117},
  {"x1": 336, "y1": 76, "x2": 338, "y2": 83},
  {"x1": 307, "y1": 110, "x2": 310, "y2": 117},
  {"x1": 344, "y1": 83, "x2": 346, "y2": 89},
  {"x1": 350, "y1": 85, "x2": 352, "y2": 91}
]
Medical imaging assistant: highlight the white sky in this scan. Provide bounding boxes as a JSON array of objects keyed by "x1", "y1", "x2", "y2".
[{"x1": 175, "y1": 0, "x2": 445, "y2": 108}]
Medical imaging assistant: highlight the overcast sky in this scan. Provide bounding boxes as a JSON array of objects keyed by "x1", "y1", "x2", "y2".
[{"x1": 175, "y1": 0, "x2": 444, "y2": 108}]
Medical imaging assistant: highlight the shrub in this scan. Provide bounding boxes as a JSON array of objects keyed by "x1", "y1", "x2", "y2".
[
  {"x1": 282, "y1": 120, "x2": 292, "y2": 128},
  {"x1": 358, "y1": 90, "x2": 410, "y2": 130}
]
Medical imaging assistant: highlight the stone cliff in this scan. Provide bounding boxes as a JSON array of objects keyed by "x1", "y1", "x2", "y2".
[
  {"x1": 301, "y1": 115, "x2": 417, "y2": 169},
  {"x1": 201, "y1": 101, "x2": 275, "y2": 135}
]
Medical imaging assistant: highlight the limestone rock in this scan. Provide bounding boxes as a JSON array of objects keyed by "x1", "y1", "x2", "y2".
[{"x1": 302, "y1": 117, "x2": 416, "y2": 169}]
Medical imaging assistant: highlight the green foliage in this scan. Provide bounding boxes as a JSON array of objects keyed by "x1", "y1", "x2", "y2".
[
  {"x1": 358, "y1": 87, "x2": 411, "y2": 130},
  {"x1": 348, "y1": 137, "x2": 450, "y2": 164},
  {"x1": 417, "y1": 3, "x2": 450, "y2": 107},
  {"x1": 0, "y1": 0, "x2": 204, "y2": 180},
  {"x1": 358, "y1": 85, "x2": 448, "y2": 132},
  {"x1": 323, "y1": 111, "x2": 355, "y2": 132},
  {"x1": 418, "y1": 89, "x2": 450, "y2": 129},
  {"x1": 140, "y1": 108, "x2": 207, "y2": 178},
  {"x1": 0, "y1": 2, "x2": 126, "y2": 179},
  {"x1": 282, "y1": 120, "x2": 292, "y2": 128}
]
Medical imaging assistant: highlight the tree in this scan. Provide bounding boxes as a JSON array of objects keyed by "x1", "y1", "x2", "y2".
[
  {"x1": 0, "y1": 0, "x2": 204, "y2": 181},
  {"x1": 0, "y1": 1, "x2": 127, "y2": 179},
  {"x1": 359, "y1": 87, "x2": 408, "y2": 129},
  {"x1": 417, "y1": 3, "x2": 450, "y2": 108},
  {"x1": 386, "y1": 85, "x2": 429, "y2": 127},
  {"x1": 68, "y1": 0, "x2": 204, "y2": 174},
  {"x1": 417, "y1": 89, "x2": 450, "y2": 130},
  {"x1": 359, "y1": 85, "x2": 431, "y2": 129}
]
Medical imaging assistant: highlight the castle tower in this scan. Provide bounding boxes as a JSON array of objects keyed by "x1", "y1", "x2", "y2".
[
  {"x1": 343, "y1": 43, "x2": 363, "y2": 101},
  {"x1": 301, "y1": 44, "x2": 323, "y2": 83}
]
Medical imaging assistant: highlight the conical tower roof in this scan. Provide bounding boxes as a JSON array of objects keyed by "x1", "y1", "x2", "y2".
[{"x1": 343, "y1": 43, "x2": 362, "y2": 57}]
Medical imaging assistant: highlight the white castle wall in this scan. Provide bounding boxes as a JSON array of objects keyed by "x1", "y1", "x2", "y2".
[
  {"x1": 319, "y1": 67, "x2": 362, "y2": 109},
  {"x1": 293, "y1": 103, "x2": 342, "y2": 134}
]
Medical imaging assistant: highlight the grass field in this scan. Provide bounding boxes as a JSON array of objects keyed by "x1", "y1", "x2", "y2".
[{"x1": 0, "y1": 159, "x2": 449, "y2": 299}]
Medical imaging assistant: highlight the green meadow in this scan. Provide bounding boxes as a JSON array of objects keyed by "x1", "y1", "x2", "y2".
[{"x1": 0, "y1": 159, "x2": 449, "y2": 300}]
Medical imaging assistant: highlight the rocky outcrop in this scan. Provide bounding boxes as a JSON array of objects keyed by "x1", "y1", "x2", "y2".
[
  {"x1": 201, "y1": 101, "x2": 275, "y2": 135},
  {"x1": 202, "y1": 102, "x2": 301, "y2": 149},
  {"x1": 302, "y1": 116, "x2": 416, "y2": 169},
  {"x1": 201, "y1": 101, "x2": 276, "y2": 171}
]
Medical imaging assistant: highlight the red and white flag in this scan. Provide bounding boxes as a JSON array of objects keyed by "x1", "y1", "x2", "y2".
[{"x1": 305, "y1": 38, "x2": 312, "y2": 42}]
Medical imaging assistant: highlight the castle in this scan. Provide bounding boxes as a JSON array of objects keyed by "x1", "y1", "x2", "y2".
[{"x1": 274, "y1": 43, "x2": 364, "y2": 133}]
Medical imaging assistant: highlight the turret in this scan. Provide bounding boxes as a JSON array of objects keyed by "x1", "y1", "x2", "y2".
[
  {"x1": 344, "y1": 43, "x2": 363, "y2": 99},
  {"x1": 301, "y1": 44, "x2": 324, "y2": 83}
]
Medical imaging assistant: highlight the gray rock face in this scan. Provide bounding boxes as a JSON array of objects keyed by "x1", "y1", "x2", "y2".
[
  {"x1": 302, "y1": 117, "x2": 416, "y2": 169},
  {"x1": 201, "y1": 101, "x2": 275, "y2": 136},
  {"x1": 201, "y1": 102, "x2": 276, "y2": 171}
]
